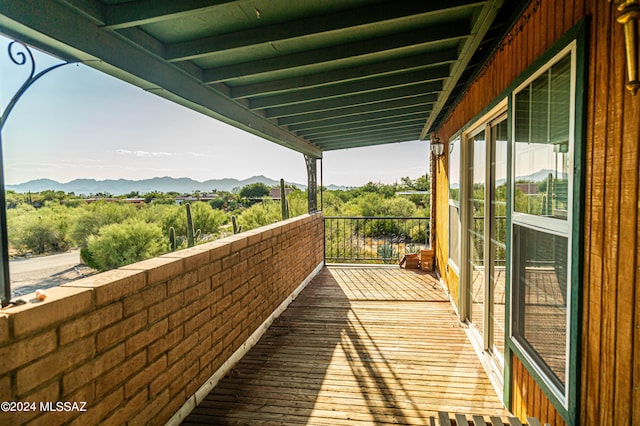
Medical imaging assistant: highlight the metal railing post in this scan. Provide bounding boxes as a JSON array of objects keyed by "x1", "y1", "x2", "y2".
[
  {"x1": 0, "y1": 133, "x2": 10, "y2": 305},
  {"x1": 0, "y1": 41, "x2": 74, "y2": 305}
]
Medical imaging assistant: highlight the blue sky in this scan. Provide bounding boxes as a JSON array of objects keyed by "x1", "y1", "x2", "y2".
[{"x1": 0, "y1": 35, "x2": 429, "y2": 187}]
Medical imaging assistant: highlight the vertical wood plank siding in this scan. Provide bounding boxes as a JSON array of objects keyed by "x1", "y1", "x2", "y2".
[{"x1": 434, "y1": 0, "x2": 639, "y2": 424}]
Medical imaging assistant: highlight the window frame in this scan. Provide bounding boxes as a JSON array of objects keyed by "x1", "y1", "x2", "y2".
[{"x1": 508, "y1": 39, "x2": 582, "y2": 420}]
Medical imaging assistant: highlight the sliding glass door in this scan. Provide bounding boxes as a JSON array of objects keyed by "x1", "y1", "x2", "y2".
[
  {"x1": 466, "y1": 114, "x2": 507, "y2": 372},
  {"x1": 467, "y1": 129, "x2": 486, "y2": 341},
  {"x1": 489, "y1": 117, "x2": 507, "y2": 365}
]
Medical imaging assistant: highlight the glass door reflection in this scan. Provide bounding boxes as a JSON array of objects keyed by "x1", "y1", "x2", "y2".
[
  {"x1": 467, "y1": 130, "x2": 486, "y2": 339},
  {"x1": 489, "y1": 117, "x2": 507, "y2": 366}
]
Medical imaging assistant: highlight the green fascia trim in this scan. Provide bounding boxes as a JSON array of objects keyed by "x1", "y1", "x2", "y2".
[
  {"x1": 442, "y1": 17, "x2": 588, "y2": 426},
  {"x1": 421, "y1": 0, "x2": 504, "y2": 139}
]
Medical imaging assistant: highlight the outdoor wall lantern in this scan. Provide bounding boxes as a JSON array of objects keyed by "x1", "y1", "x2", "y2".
[
  {"x1": 611, "y1": 0, "x2": 640, "y2": 95},
  {"x1": 430, "y1": 137, "x2": 445, "y2": 158}
]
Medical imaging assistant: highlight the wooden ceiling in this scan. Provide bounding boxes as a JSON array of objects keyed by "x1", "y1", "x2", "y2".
[{"x1": 0, "y1": 0, "x2": 529, "y2": 158}]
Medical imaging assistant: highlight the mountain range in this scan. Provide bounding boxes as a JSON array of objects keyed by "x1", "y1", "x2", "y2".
[
  {"x1": 5, "y1": 176, "x2": 344, "y2": 196},
  {"x1": 450, "y1": 168, "x2": 567, "y2": 189}
]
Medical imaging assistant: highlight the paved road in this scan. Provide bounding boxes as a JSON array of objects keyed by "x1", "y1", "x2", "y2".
[
  {"x1": 8, "y1": 251, "x2": 92, "y2": 297},
  {"x1": 10, "y1": 251, "x2": 80, "y2": 281}
]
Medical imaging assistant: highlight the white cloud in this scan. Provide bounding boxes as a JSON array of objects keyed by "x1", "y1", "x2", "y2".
[
  {"x1": 187, "y1": 151, "x2": 211, "y2": 158},
  {"x1": 116, "y1": 149, "x2": 174, "y2": 157}
]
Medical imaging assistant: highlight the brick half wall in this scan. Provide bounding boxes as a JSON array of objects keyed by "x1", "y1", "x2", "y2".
[{"x1": 0, "y1": 212, "x2": 324, "y2": 425}]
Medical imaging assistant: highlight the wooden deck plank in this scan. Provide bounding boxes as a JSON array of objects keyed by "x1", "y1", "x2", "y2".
[
  {"x1": 472, "y1": 414, "x2": 487, "y2": 425},
  {"x1": 490, "y1": 415, "x2": 505, "y2": 426},
  {"x1": 183, "y1": 266, "x2": 508, "y2": 425}
]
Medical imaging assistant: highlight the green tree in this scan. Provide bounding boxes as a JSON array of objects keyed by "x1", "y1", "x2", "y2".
[
  {"x1": 400, "y1": 175, "x2": 430, "y2": 191},
  {"x1": 381, "y1": 197, "x2": 417, "y2": 217},
  {"x1": 84, "y1": 219, "x2": 166, "y2": 271},
  {"x1": 239, "y1": 182, "x2": 270, "y2": 199},
  {"x1": 209, "y1": 197, "x2": 226, "y2": 210},
  {"x1": 317, "y1": 191, "x2": 344, "y2": 216}
]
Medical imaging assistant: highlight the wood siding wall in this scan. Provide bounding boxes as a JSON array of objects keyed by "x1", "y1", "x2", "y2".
[
  {"x1": 511, "y1": 354, "x2": 566, "y2": 425},
  {"x1": 434, "y1": 0, "x2": 639, "y2": 424}
]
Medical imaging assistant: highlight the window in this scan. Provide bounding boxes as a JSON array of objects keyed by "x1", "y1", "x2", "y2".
[
  {"x1": 448, "y1": 138, "x2": 461, "y2": 270},
  {"x1": 511, "y1": 44, "x2": 575, "y2": 404},
  {"x1": 514, "y1": 54, "x2": 571, "y2": 220},
  {"x1": 513, "y1": 225, "x2": 568, "y2": 389}
]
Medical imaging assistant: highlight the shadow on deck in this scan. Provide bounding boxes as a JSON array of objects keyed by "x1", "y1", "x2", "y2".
[{"x1": 183, "y1": 266, "x2": 508, "y2": 425}]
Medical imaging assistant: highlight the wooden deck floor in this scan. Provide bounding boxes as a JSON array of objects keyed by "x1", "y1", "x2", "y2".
[{"x1": 183, "y1": 266, "x2": 509, "y2": 425}]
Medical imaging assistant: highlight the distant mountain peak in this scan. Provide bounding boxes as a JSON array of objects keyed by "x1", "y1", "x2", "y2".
[{"x1": 6, "y1": 176, "x2": 313, "y2": 195}]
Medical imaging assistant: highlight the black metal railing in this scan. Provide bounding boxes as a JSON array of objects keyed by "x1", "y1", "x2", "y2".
[{"x1": 324, "y1": 216, "x2": 430, "y2": 264}]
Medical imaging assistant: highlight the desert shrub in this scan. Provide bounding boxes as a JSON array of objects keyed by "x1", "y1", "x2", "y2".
[
  {"x1": 237, "y1": 200, "x2": 281, "y2": 231},
  {"x1": 409, "y1": 224, "x2": 427, "y2": 244},
  {"x1": 161, "y1": 202, "x2": 226, "y2": 241},
  {"x1": 8, "y1": 205, "x2": 72, "y2": 255},
  {"x1": 70, "y1": 201, "x2": 137, "y2": 247},
  {"x1": 84, "y1": 218, "x2": 166, "y2": 271}
]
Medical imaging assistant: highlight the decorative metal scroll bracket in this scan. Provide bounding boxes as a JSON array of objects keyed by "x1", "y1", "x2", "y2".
[
  {"x1": 0, "y1": 41, "x2": 74, "y2": 306},
  {"x1": 304, "y1": 155, "x2": 318, "y2": 213},
  {"x1": 610, "y1": 0, "x2": 640, "y2": 95},
  {"x1": 1, "y1": 41, "x2": 75, "y2": 131}
]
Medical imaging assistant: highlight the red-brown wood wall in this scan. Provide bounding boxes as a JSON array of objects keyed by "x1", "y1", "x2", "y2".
[
  {"x1": 511, "y1": 355, "x2": 566, "y2": 425},
  {"x1": 434, "y1": 0, "x2": 640, "y2": 424}
]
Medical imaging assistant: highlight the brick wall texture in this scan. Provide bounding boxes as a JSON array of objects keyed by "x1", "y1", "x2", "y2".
[{"x1": 0, "y1": 213, "x2": 324, "y2": 425}]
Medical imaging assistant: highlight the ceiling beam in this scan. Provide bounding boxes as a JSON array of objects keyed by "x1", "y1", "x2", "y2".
[
  {"x1": 0, "y1": 0, "x2": 322, "y2": 158},
  {"x1": 319, "y1": 135, "x2": 418, "y2": 151},
  {"x1": 249, "y1": 67, "x2": 447, "y2": 110},
  {"x1": 263, "y1": 85, "x2": 438, "y2": 118},
  {"x1": 166, "y1": 0, "x2": 482, "y2": 62},
  {"x1": 231, "y1": 48, "x2": 458, "y2": 99},
  {"x1": 276, "y1": 95, "x2": 436, "y2": 126},
  {"x1": 57, "y1": 0, "x2": 106, "y2": 25},
  {"x1": 295, "y1": 116, "x2": 428, "y2": 139},
  {"x1": 201, "y1": 22, "x2": 470, "y2": 83},
  {"x1": 102, "y1": 0, "x2": 236, "y2": 30},
  {"x1": 298, "y1": 120, "x2": 425, "y2": 140},
  {"x1": 312, "y1": 131, "x2": 422, "y2": 147},
  {"x1": 288, "y1": 107, "x2": 429, "y2": 132}
]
